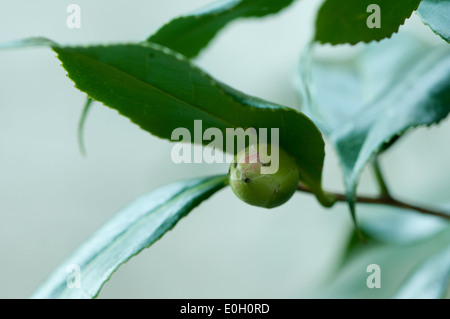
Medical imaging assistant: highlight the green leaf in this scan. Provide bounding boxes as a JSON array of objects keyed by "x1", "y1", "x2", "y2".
[
  {"x1": 324, "y1": 229, "x2": 450, "y2": 299},
  {"x1": 338, "y1": 228, "x2": 380, "y2": 267},
  {"x1": 356, "y1": 207, "x2": 447, "y2": 246},
  {"x1": 394, "y1": 246, "x2": 450, "y2": 299},
  {"x1": 298, "y1": 33, "x2": 450, "y2": 221},
  {"x1": 51, "y1": 41, "x2": 329, "y2": 205},
  {"x1": 31, "y1": 175, "x2": 228, "y2": 299},
  {"x1": 315, "y1": 0, "x2": 422, "y2": 45},
  {"x1": 1, "y1": 37, "x2": 330, "y2": 205},
  {"x1": 319, "y1": 216, "x2": 450, "y2": 299},
  {"x1": 80, "y1": 0, "x2": 297, "y2": 143},
  {"x1": 148, "y1": 0, "x2": 296, "y2": 58},
  {"x1": 339, "y1": 205, "x2": 447, "y2": 267},
  {"x1": 418, "y1": 0, "x2": 450, "y2": 43}
]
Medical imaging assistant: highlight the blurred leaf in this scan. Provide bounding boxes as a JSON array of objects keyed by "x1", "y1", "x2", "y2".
[
  {"x1": 315, "y1": 0, "x2": 422, "y2": 45},
  {"x1": 418, "y1": 0, "x2": 450, "y2": 43},
  {"x1": 31, "y1": 175, "x2": 228, "y2": 299},
  {"x1": 298, "y1": 33, "x2": 450, "y2": 222},
  {"x1": 357, "y1": 206, "x2": 447, "y2": 245},
  {"x1": 339, "y1": 204, "x2": 448, "y2": 267},
  {"x1": 328, "y1": 203, "x2": 450, "y2": 299},
  {"x1": 339, "y1": 228, "x2": 379, "y2": 266},
  {"x1": 148, "y1": 0, "x2": 296, "y2": 58},
  {"x1": 77, "y1": 97, "x2": 93, "y2": 156},
  {"x1": 319, "y1": 224, "x2": 450, "y2": 298},
  {"x1": 394, "y1": 246, "x2": 450, "y2": 299},
  {"x1": 0, "y1": 37, "x2": 57, "y2": 49}
]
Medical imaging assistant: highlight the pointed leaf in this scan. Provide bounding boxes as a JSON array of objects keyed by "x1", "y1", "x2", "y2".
[
  {"x1": 315, "y1": 0, "x2": 422, "y2": 45},
  {"x1": 2, "y1": 37, "x2": 330, "y2": 204},
  {"x1": 31, "y1": 175, "x2": 228, "y2": 299},
  {"x1": 149, "y1": 0, "x2": 296, "y2": 58},
  {"x1": 51, "y1": 41, "x2": 329, "y2": 204}
]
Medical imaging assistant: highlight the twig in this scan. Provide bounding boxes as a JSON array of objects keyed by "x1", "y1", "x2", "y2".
[{"x1": 297, "y1": 184, "x2": 450, "y2": 220}]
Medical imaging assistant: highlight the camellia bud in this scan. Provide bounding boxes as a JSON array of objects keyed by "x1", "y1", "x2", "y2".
[{"x1": 228, "y1": 143, "x2": 299, "y2": 209}]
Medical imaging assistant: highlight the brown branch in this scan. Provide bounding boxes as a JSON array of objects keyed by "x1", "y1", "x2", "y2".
[{"x1": 297, "y1": 184, "x2": 450, "y2": 220}]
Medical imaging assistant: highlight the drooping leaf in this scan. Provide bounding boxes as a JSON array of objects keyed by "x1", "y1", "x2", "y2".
[
  {"x1": 31, "y1": 175, "x2": 228, "y2": 299},
  {"x1": 315, "y1": 0, "x2": 422, "y2": 45},
  {"x1": 395, "y1": 246, "x2": 450, "y2": 299},
  {"x1": 50, "y1": 40, "x2": 329, "y2": 205},
  {"x1": 418, "y1": 0, "x2": 450, "y2": 43},
  {"x1": 1, "y1": 37, "x2": 331, "y2": 205},
  {"x1": 148, "y1": 0, "x2": 296, "y2": 58},
  {"x1": 298, "y1": 33, "x2": 450, "y2": 221}
]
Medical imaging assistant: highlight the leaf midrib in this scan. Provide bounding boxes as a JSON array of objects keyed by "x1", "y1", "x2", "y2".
[{"x1": 56, "y1": 46, "x2": 241, "y2": 129}]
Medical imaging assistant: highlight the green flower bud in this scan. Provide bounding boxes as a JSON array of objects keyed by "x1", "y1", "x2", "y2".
[{"x1": 228, "y1": 144, "x2": 299, "y2": 209}]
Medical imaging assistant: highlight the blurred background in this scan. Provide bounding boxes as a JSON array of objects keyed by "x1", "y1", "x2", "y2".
[{"x1": 0, "y1": 0, "x2": 449, "y2": 298}]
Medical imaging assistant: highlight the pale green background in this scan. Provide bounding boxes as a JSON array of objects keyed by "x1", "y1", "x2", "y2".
[{"x1": 0, "y1": 0, "x2": 449, "y2": 298}]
